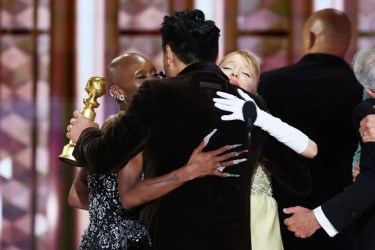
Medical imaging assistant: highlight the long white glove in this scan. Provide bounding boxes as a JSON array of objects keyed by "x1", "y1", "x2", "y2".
[{"x1": 213, "y1": 89, "x2": 309, "y2": 154}]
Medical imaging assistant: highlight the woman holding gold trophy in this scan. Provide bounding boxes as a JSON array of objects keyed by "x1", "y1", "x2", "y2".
[{"x1": 68, "y1": 53, "x2": 243, "y2": 249}]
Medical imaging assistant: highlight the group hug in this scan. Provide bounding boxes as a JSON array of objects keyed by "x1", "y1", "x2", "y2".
[{"x1": 66, "y1": 8, "x2": 375, "y2": 250}]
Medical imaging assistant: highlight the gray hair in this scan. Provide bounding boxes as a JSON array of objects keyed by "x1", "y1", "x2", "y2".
[{"x1": 353, "y1": 44, "x2": 375, "y2": 91}]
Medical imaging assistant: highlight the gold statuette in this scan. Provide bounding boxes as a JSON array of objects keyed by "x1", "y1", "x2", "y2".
[{"x1": 59, "y1": 76, "x2": 106, "y2": 166}]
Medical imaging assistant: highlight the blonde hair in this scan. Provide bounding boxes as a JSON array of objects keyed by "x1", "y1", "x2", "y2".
[{"x1": 219, "y1": 50, "x2": 261, "y2": 83}]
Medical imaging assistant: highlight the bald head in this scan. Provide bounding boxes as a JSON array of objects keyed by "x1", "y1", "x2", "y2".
[
  {"x1": 302, "y1": 8, "x2": 352, "y2": 57},
  {"x1": 107, "y1": 53, "x2": 150, "y2": 85},
  {"x1": 106, "y1": 53, "x2": 156, "y2": 110}
]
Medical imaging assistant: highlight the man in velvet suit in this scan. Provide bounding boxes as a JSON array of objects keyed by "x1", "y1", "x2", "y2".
[
  {"x1": 258, "y1": 9, "x2": 363, "y2": 250},
  {"x1": 283, "y1": 44, "x2": 375, "y2": 250},
  {"x1": 67, "y1": 9, "x2": 259, "y2": 250}
]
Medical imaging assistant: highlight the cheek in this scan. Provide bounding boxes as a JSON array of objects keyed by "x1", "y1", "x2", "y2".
[
  {"x1": 221, "y1": 69, "x2": 230, "y2": 77},
  {"x1": 239, "y1": 77, "x2": 257, "y2": 93}
]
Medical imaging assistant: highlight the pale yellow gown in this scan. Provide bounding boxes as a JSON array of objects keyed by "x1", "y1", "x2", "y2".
[{"x1": 250, "y1": 164, "x2": 284, "y2": 250}]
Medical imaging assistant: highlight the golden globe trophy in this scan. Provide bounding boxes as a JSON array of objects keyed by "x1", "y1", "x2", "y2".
[{"x1": 59, "y1": 76, "x2": 106, "y2": 166}]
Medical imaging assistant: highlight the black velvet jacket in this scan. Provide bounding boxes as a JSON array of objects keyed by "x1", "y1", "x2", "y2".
[{"x1": 74, "y1": 61, "x2": 311, "y2": 250}]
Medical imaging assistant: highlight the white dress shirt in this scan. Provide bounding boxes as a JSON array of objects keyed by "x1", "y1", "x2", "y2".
[{"x1": 313, "y1": 206, "x2": 338, "y2": 237}]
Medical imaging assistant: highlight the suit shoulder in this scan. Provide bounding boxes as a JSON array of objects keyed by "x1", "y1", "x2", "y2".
[
  {"x1": 144, "y1": 74, "x2": 198, "y2": 88},
  {"x1": 260, "y1": 64, "x2": 297, "y2": 79}
]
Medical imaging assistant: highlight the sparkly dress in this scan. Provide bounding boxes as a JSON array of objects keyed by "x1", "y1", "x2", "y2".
[
  {"x1": 79, "y1": 172, "x2": 151, "y2": 250},
  {"x1": 250, "y1": 164, "x2": 283, "y2": 250}
]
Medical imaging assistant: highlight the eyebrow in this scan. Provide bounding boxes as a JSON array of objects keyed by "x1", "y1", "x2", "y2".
[
  {"x1": 135, "y1": 68, "x2": 153, "y2": 74},
  {"x1": 221, "y1": 60, "x2": 235, "y2": 65}
]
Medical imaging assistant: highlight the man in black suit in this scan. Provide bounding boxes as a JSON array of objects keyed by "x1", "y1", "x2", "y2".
[
  {"x1": 258, "y1": 8, "x2": 363, "y2": 250},
  {"x1": 283, "y1": 44, "x2": 375, "y2": 250},
  {"x1": 67, "y1": 9, "x2": 312, "y2": 250}
]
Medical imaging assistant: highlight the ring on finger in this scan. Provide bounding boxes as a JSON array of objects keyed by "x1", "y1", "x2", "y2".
[{"x1": 216, "y1": 162, "x2": 225, "y2": 172}]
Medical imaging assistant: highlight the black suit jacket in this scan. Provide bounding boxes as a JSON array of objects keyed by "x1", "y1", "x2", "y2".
[
  {"x1": 74, "y1": 61, "x2": 311, "y2": 250},
  {"x1": 321, "y1": 98, "x2": 375, "y2": 250},
  {"x1": 258, "y1": 53, "x2": 363, "y2": 250}
]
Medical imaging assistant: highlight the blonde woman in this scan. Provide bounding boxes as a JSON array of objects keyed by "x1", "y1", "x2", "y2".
[{"x1": 218, "y1": 51, "x2": 317, "y2": 250}]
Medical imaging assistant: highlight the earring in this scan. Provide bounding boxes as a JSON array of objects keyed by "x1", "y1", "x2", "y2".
[
  {"x1": 117, "y1": 95, "x2": 125, "y2": 101},
  {"x1": 110, "y1": 89, "x2": 125, "y2": 101}
]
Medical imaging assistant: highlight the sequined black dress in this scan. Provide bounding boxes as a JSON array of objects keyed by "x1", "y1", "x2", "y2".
[{"x1": 79, "y1": 172, "x2": 151, "y2": 250}]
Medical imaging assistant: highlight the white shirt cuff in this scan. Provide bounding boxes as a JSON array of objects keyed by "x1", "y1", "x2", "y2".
[{"x1": 313, "y1": 206, "x2": 338, "y2": 237}]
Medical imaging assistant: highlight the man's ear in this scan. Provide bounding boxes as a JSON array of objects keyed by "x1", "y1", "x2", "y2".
[
  {"x1": 165, "y1": 44, "x2": 174, "y2": 66},
  {"x1": 308, "y1": 31, "x2": 316, "y2": 50}
]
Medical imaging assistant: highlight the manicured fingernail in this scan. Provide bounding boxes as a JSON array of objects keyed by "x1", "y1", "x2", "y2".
[
  {"x1": 236, "y1": 150, "x2": 248, "y2": 156},
  {"x1": 233, "y1": 158, "x2": 247, "y2": 165},
  {"x1": 203, "y1": 128, "x2": 218, "y2": 141},
  {"x1": 229, "y1": 144, "x2": 242, "y2": 149},
  {"x1": 227, "y1": 173, "x2": 241, "y2": 178}
]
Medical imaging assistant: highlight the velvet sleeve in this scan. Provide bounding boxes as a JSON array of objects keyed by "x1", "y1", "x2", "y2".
[{"x1": 73, "y1": 81, "x2": 154, "y2": 175}]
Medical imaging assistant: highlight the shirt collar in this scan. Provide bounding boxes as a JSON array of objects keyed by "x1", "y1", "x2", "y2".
[{"x1": 178, "y1": 61, "x2": 227, "y2": 78}]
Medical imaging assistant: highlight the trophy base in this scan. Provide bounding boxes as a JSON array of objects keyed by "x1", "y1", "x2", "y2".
[{"x1": 59, "y1": 143, "x2": 83, "y2": 166}]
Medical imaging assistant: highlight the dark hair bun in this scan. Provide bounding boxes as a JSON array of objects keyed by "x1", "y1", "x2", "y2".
[{"x1": 188, "y1": 9, "x2": 204, "y2": 23}]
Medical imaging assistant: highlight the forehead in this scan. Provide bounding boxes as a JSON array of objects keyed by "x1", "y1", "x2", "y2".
[
  {"x1": 118, "y1": 57, "x2": 154, "y2": 74},
  {"x1": 221, "y1": 54, "x2": 253, "y2": 70}
]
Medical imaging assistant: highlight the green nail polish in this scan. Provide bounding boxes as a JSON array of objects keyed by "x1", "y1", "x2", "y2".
[{"x1": 227, "y1": 173, "x2": 241, "y2": 178}]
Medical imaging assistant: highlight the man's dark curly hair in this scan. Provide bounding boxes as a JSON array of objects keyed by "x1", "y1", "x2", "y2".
[{"x1": 160, "y1": 9, "x2": 220, "y2": 64}]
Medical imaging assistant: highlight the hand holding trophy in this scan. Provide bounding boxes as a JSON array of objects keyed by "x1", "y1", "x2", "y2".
[{"x1": 59, "y1": 76, "x2": 106, "y2": 166}]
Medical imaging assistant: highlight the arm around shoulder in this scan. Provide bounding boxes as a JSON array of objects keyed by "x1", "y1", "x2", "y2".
[{"x1": 118, "y1": 139, "x2": 237, "y2": 209}]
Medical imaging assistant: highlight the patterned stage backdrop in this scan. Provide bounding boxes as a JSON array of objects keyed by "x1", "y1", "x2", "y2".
[
  {"x1": 237, "y1": 0, "x2": 291, "y2": 71},
  {"x1": 357, "y1": 1, "x2": 375, "y2": 51},
  {"x1": 0, "y1": 0, "x2": 52, "y2": 249},
  {"x1": 118, "y1": 0, "x2": 167, "y2": 71}
]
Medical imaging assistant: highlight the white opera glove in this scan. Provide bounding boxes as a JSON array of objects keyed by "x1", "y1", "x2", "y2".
[
  {"x1": 213, "y1": 89, "x2": 309, "y2": 154},
  {"x1": 213, "y1": 90, "x2": 258, "y2": 121}
]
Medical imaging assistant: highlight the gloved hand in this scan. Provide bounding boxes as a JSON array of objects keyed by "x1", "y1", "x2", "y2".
[
  {"x1": 213, "y1": 89, "x2": 309, "y2": 154},
  {"x1": 213, "y1": 89, "x2": 258, "y2": 122}
]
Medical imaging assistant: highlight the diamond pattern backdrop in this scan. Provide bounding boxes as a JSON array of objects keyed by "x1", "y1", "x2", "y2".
[
  {"x1": 0, "y1": 0, "x2": 51, "y2": 249},
  {"x1": 118, "y1": 0, "x2": 167, "y2": 71}
]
